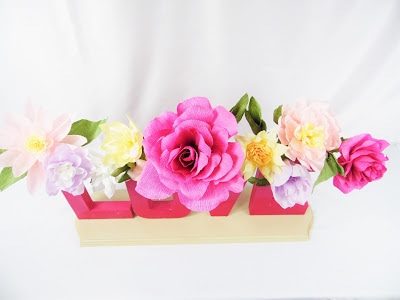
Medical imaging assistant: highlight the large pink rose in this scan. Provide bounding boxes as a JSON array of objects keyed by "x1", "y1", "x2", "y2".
[
  {"x1": 278, "y1": 101, "x2": 341, "y2": 171},
  {"x1": 135, "y1": 97, "x2": 245, "y2": 211},
  {"x1": 333, "y1": 133, "x2": 389, "y2": 194}
]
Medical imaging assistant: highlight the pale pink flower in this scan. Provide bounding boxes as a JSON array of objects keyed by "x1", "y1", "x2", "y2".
[
  {"x1": 278, "y1": 101, "x2": 341, "y2": 171},
  {"x1": 0, "y1": 102, "x2": 86, "y2": 193}
]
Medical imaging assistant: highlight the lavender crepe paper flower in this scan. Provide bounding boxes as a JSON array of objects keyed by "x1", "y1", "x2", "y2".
[
  {"x1": 271, "y1": 160, "x2": 312, "y2": 209},
  {"x1": 44, "y1": 144, "x2": 92, "y2": 196}
]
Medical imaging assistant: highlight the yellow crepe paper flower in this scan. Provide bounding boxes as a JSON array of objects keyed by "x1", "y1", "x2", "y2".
[
  {"x1": 100, "y1": 118, "x2": 143, "y2": 168},
  {"x1": 235, "y1": 130, "x2": 288, "y2": 183}
]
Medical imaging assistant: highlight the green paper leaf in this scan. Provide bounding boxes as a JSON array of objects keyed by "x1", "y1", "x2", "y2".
[
  {"x1": 259, "y1": 119, "x2": 267, "y2": 132},
  {"x1": 0, "y1": 149, "x2": 5, "y2": 155},
  {"x1": 111, "y1": 165, "x2": 130, "y2": 177},
  {"x1": 118, "y1": 172, "x2": 131, "y2": 183},
  {"x1": 230, "y1": 93, "x2": 249, "y2": 123},
  {"x1": 248, "y1": 96, "x2": 263, "y2": 125},
  {"x1": 68, "y1": 119, "x2": 107, "y2": 146},
  {"x1": 248, "y1": 176, "x2": 269, "y2": 186},
  {"x1": 245, "y1": 110, "x2": 261, "y2": 135},
  {"x1": 313, "y1": 152, "x2": 345, "y2": 190},
  {"x1": 0, "y1": 167, "x2": 27, "y2": 191},
  {"x1": 273, "y1": 105, "x2": 283, "y2": 124},
  {"x1": 245, "y1": 110, "x2": 267, "y2": 135}
]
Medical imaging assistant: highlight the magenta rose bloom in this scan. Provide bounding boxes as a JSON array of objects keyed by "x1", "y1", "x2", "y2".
[
  {"x1": 333, "y1": 133, "x2": 389, "y2": 194},
  {"x1": 136, "y1": 97, "x2": 245, "y2": 211}
]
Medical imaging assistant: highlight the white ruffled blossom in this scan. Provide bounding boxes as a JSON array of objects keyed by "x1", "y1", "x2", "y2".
[{"x1": 89, "y1": 149, "x2": 117, "y2": 198}]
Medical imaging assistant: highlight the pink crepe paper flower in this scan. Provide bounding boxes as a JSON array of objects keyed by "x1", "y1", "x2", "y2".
[
  {"x1": 0, "y1": 102, "x2": 86, "y2": 193},
  {"x1": 44, "y1": 144, "x2": 92, "y2": 196},
  {"x1": 271, "y1": 160, "x2": 312, "y2": 209},
  {"x1": 333, "y1": 133, "x2": 389, "y2": 194},
  {"x1": 135, "y1": 97, "x2": 245, "y2": 212},
  {"x1": 278, "y1": 101, "x2": 341, "y2": 171}
]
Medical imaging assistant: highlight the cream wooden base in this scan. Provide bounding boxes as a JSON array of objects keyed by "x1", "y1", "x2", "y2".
[{"x1": 75, "y1": 186, "x2": 314, "y2": 246}]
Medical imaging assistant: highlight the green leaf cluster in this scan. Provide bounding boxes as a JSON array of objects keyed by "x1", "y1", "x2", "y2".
[
  {"x1": 230, "y1": 93, "x2": 266, "y2": 134},
  {"x1": 111, "y1": 163, "x2": 133, "y2": 183},
  {"x1": 230, "y1": 94, "x2": 270, "y2": 186}
]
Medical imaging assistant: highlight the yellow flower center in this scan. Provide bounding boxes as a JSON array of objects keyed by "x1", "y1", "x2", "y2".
[
  {"x1": 26, "y1": 135, "x2": 47, "y2": 153},
  {"x1": 247, "y1": 141, "x2": 271, "y2": 166},
  {"x1": 296, "y1": 123, "x2": 325, "y2": 149}
]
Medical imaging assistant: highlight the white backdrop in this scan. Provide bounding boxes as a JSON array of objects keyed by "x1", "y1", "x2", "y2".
[{"x1": 1, "y1": 1, "x2": 400, "y2": 299}]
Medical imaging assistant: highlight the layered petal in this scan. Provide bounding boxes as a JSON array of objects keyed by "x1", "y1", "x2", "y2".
[
  {"x1": 278, "y1": 100, "x2": 341, "y2": 171},
  {"x1": 236, "y1": 131, "x2": 287, "y2": 183},
  {"x1": 136, "y1": 161, "x2": 175, "y2": 199},
  {"x1": 26, "y1": 161, "x2": 46, "y2": 194},
  {"x1": 136, "y1": 97, "x2": 245, "y2": 211},
  {"x1": 333, "y1": 133, "x2": 389, "y2": 193}
]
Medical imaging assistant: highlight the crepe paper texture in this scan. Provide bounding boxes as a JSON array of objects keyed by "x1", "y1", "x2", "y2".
[
  {"x1": 232, "y1": 94, "x2": 389, "y2": 205},
  {"x1": 333, "y1": 133, "x2": 389, "y2": 193},
  {"x1": 135, "y1": 97, "x2": 245, "y2": 212},
  {"x1": 0, "y1": 94, "x2": 391, "y2": 227}
]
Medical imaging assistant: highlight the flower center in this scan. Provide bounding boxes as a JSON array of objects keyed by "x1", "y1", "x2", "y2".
[
  {"x1": 51, "y1": 162, "x2": 84, "y2": 187},
  {"x1": 247, "y1": 141, "x2": 271, "y2": 166},
  {"x1": 179, "y1": 147, "x2": 197, "y2": 168},
  {"x1": 25, "y1": 135, "x2": 47, "y2": 153},
  {"x1": 295, "y1": 123, "x2": 325, "y2": 149},
  {"x1": 54, "y1": 162, "x2": 76, "y2": 187}
]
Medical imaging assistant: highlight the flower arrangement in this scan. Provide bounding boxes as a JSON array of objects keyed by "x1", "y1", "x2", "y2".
[
  {"x1": 232, "y1": 94, "x2": 389, "y2": 209},
  {"x1": 0, "y1": 102, "x2": 102, "y2": 194},
  {"x1": 0, "y1": 95, "x2": 390, "y2": 218}
]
